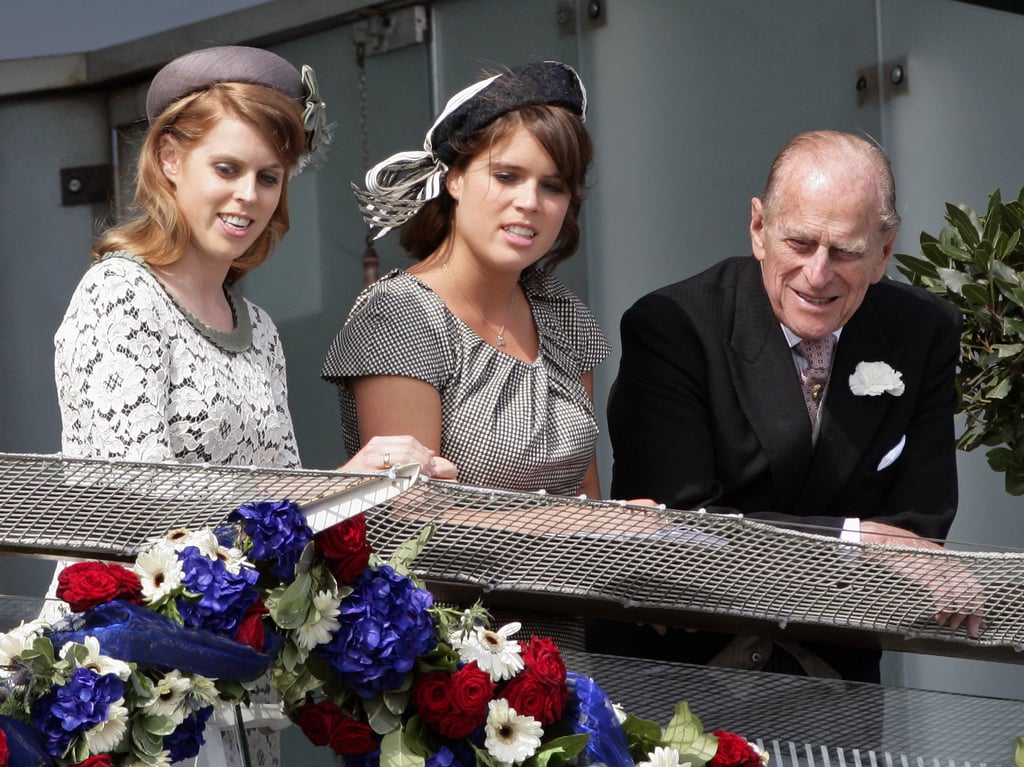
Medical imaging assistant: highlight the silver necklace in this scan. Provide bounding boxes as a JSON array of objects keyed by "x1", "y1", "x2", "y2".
[{"x1": 444, "y1": 263, "x2": 516, "y2": 347}]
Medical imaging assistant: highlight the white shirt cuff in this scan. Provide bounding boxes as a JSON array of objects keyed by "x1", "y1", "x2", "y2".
[{"x1": 840, "y1": 516, "x2": 861, "y2": 543}]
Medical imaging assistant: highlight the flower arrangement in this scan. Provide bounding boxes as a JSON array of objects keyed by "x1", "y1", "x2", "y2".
[
  {"x1": 0, "y1": 498, "x2": 768, "y2": 767},
  {"x1": 848, "y1": 361, "x2": 905, "y2": 398}
]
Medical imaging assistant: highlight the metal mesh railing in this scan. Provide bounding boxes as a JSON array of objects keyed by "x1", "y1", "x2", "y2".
[
  {"x1": 361, "y1": 479, "x2": 1024, "y2": 661},
  {"x1": 1, "y1": 452, "x2": 1023, "y2": 765},
  {"x1": 1, "y1": 452, "x2": 1022, "y2": 660},
  {"x1": 0, "y1": 452, "x2": 414, "y2": 560}
]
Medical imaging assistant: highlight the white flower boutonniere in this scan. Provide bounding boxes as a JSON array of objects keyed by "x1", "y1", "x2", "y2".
[{"x1": 849, "y1": 361, "x2": 905, "y2": 397}]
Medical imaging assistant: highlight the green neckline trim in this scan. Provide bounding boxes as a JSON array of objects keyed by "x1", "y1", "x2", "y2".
[{"x1": 99, "y1": 251, "x2": 253, "y2": 354}]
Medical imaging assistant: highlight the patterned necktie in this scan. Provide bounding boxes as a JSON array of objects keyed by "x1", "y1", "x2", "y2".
[{"x1": 796, "y1": 335, "x2": 835, "y2": 424}]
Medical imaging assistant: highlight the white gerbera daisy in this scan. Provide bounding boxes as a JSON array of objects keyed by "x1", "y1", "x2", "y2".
[
  {"x1": 143, "y1": 670, "x2": 193, "y2": 723},
  {"x1": 293, "y1": 590, "x2": 342, "y2": 650},
  {"x1": 638, "y1": 746, "x2": 688, "y2": 767},
  {"x1": 85, "y1": 697, "x2": 129, "y2": 753},
  {"x1": 65, "y1": 636, "x2": 132, "y2": 681},
  {"x1": 134, "y1": 545, "x2": 184, "y2": 602},
  {"x1": 484, "y1": 698, "x2": 543, "y2": 764},
  {"x1": 452, "y1": 621, "x2": 525, "y2": 682},
  {"x1": 0, "y1": 619, "x2": 48, "y2": 664}
]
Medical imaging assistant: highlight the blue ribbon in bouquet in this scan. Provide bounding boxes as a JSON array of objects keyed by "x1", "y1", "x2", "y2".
[
  {"x1": 48, "y1": 601, "x2": 279, "y2": 682},
  {"x1": 567, "y1": 671, "x2": 633, "y2": 767},
  {"x1": 0, "y1": 714, "x2": 53, "y2": 766}
]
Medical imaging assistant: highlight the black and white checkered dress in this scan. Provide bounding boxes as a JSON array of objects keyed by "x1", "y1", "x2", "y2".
[{"x1": 322, "y1": 268, "x2": 610, "y2": 495}]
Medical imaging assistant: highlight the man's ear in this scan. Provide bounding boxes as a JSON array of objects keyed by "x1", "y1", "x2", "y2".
[
  {"x1": 750, "y1": 197, "x2": 767, "y2": 262},
  {"x1": 158, "y1": 134, "x2": 180, "y2": 183},
  {"x1": 872, "y1": 227, "x2": 898, "y2": 283}
]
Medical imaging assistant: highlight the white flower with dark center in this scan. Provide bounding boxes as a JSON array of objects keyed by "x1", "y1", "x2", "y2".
[
  {"x1": 484, "y1": 698, "x2": 543, "y2": 764},
  {"x1": 0, "y1": 619, "x2": 48, "y2": 664},
  {"x1": 85, "y1": 697, "x2": 129, "y2": 753},
  {"x1": 294, "y1": 590, "x2": 342, "y2": 650},
  {"x1": 638, "y1": 747, "x2": 688, "y2": 767},
  {"x1": 134, "y1": 545, "x2": 183, "y2": 602},
  {"x1": 143, "y1": 670, "x2": 193, "y2": 723},
  {"x1": 849, "y1": 361, "x2": 905, "y2": 397},
  {"x1": 452, "y1": 621, "x2": 525, "y2": 682},
  {"x1": 66, "y1": 635, "x2": 132, "y2": 681}
]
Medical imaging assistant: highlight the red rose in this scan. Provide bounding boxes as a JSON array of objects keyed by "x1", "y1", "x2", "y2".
[
  {"x1": 500, "y1": 668, "x2": 566, "y2": 725},
  {"x1": 56, "y1": 561, "x2": 143, "y2": 612},
  {"x1": 0, "y1": 727, "x2": 8, "y2": 767},
  {"x1": 315, "y1": 516, "x2": 372, "y2": 583},
  {"x1": 71, "y1": 757, "x2": 113, "y2": 767},
  {"x1": 234, "y1": 596, "x2": 269, "y2": 652},
  {"x1": 412, "y1": 670, "x2": 453, "y2": 725},
  {"x1": 500, "y1": 636, "x2": 568, "y2": 724},
  {"x1": 521, "y1": 636, "x2": 566, "y2": 684},
  {"x1": 328, "y1": 716, "x2": 377, "y2": 756},
  {"x1": 708, "y1": 730, "x2": 763, "y2": 767},
  {"x1": 295, "y1": 699, "x2": 344, "y2": 747},
  {"x1": 439, "y1": 662, "x2": 493, "y2": 738}
]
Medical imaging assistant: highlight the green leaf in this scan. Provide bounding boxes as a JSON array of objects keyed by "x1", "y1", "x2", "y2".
[
  {"x1": 272, "y1": 570, "x2": 313, "y2": 629},
  {"x1": 945, "y1": 202, "x2": 982, "y2": 247},
  {"x1": 1004, "y1": 316, "x2": 1024, "y2": 338},
  {"x1": 992, "y1": 343, "x2": 1024, "y2": 359},
  {"x1": 988, "y1": 376, "x2": 1012, "y2": 399},
  {"x1": 365, "y1": 691, "x2": 403, "y2": 734},
  {"x1": 894, "y1": 253, "x2": 940, "y2": 282},
  {"x1": 935, "y1": 266, "x2": 972, "y2": 295},
  {"x1": 1014, "y1": 735, "x2": 1024, "y2": 767},
  {"x1": 961, "y1": 282, "x2": 991, "y2": 307},
  {"x1": 657, "y1": 702, "x2": 720, "y2": 763},
  {"x1": 380, "y1": 727, "x2": 425, "y2": 767},
  {"x1": 389, "y1": 525, "x2": 435, "y2": 575},
  {"x1": 528, "y1": 734, "x2": 590, "y2": 767},
  {"x1": 621, "y1": 713, "x2": 665, "y2": 757},
  {"x1": 401, "y1": 716, "x2": 433, "y2": 758}
]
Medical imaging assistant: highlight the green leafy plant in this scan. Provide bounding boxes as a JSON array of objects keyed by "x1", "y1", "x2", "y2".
[{"x1": 895, "y1": 187, "x2": 1024, "y2": 494}]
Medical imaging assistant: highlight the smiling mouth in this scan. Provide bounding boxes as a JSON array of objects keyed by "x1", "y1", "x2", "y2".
[
  {"x1": 220, "y1": 214, "x2": 253, "y2": 231},
  {"x1": 796, "y1": 290, "x2": 835, "y2": 306},
  {"x1": 503, "y1": 225, "x2": 536, "y2": 239}
]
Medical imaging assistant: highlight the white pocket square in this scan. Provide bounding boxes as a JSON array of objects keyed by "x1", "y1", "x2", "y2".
[{"x1": 876, "y1": 434, "x2": 906, "y2": 471}]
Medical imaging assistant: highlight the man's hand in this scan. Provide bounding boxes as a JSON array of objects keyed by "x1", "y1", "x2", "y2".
[{"x1": 860, "y1": 521, "x2": 984, "y2": 637}]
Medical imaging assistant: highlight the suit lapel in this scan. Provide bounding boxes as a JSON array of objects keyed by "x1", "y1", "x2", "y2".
[{"x1": 726, "y1": 260, "x2": 814, "y2": 511}]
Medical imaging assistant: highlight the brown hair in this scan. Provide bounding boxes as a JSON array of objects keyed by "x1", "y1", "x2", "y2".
[
  {"x1": 399, "y1": 104, "x2": 592, "y2": 271},
  {"x1": 93, "y1": 82, "x2": 305, "y2": 284}
]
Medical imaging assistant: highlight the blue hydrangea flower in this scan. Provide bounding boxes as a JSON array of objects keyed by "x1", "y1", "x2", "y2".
[
  {"x1": 429, "y1": 745, "x2": 471, "y2": 767},
  {"x1": 228, "y1": 499, "x2": 313, "y2": 580},
  {"x1": 30, "y1": 667, "x2": 124, "y2": 757},
  {"x1": 316, "y1": 565, "x2": 436, "y2": 697},
  {"x1": 165, "y1": 705, "x2": 214, "y2": 762},
  {"x1": 176, "y1": 546, "x2": 259, "y2": 636}
]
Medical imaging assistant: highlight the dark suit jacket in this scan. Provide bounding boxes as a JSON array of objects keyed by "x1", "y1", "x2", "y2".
[{"x1": 593, "y1": 256, "x2": 961, "y2": 681}]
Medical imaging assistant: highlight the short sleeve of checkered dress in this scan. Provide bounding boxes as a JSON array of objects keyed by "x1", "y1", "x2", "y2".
[{"x1": 322, "y1": 270, "x2": 457, "y2": 451}]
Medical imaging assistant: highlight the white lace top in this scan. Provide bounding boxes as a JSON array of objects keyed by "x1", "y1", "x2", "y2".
[{"x1": 54, "y1": 253, "x2": 299, "y2": 468}]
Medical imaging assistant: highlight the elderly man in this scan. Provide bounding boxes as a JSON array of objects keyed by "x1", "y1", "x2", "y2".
[{"x1": 594, "y1": 130, "x2": 972, "y2": 682}]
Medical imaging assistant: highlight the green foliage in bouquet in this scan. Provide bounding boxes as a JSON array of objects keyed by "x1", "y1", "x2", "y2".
[{"x1": 895, "y1": 188, "x2": 1024, "y2": 495}]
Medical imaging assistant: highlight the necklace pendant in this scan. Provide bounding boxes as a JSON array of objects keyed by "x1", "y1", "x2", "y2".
[{"x1": 496, "y1": 333, "x2": 507, "y2": 347}]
